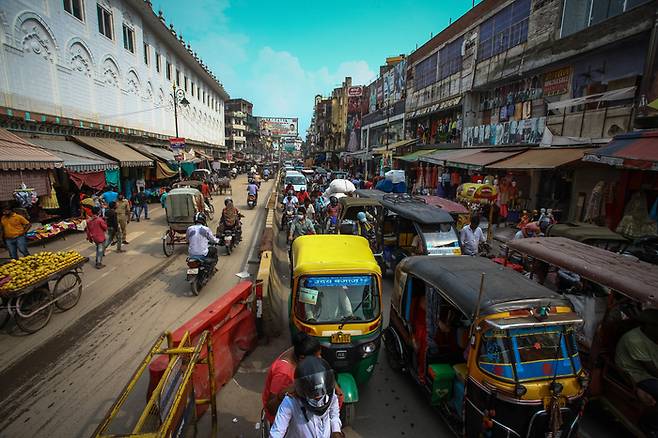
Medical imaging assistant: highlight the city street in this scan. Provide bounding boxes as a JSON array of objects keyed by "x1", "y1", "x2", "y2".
[{"x1": 0, "y1": 175, "x2": 273, "y2": 437}]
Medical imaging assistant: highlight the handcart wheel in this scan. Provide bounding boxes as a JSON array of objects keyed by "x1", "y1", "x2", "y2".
[
  {"x1": 14, "y1": 287, "x2": 53, "y2": 334},
  {"x1": 0, "y1": 298, "x2": 9, "y2": 329},
  {"x1": 163, "y1": 232, "x2": 175, "y2": 257},
  {"x1": 54, "y1": 271, "x2": 82, "y2": 311}
]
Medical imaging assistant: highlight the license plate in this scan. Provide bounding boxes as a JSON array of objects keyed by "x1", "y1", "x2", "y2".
[
  {"x1": 543, "y1": 397, "x2": 566, "y2": 409},
  {"x1": 187, "y1": 268, "x2": 199, "y2": 275},
  {"x1": 331, "y1": 332, "x2": 351, "y2": 344}
]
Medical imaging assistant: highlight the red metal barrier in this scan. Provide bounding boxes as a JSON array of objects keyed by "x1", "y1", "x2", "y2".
[{"x1": 149, "y1": 281, "x2": 257, "y2": 415}]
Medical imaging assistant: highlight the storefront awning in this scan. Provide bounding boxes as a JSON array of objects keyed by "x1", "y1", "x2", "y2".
[
  {"x1": 488, "y1": 147, "x2": 594, "y2": 170},
  {"x1": 396, "y1": 149, "x2": 437, "y2": 162},
  {"x1": 419, "y1": 148, "x2": 485, "y2": 166},
  {"x1": 125, "y1": 142, "x2": 176, "y2": 163},
  {"x1": 72, "y1": 136, "x2": 153, "y2": 168},
  {"x1": 0, "y1": 128, "x2": 62, "y2": 171},
  {"x1": 29, "y1": 137, "x2": 118, "y2": 172},
  {"x1": 446, "y1": 149, "x2": 526, "y2": 170},
  {"x1": 582, "y1": 130, "x2": 658, "y2": 171},
  {"x1": 195, "y1": 150, "x2": 214, "y2": 161},
  {"x1": 372, "y1": 139, "x2": 417, "y2": 155}
]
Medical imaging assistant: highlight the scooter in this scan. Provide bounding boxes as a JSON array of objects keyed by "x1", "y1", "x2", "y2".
[
  {"x1": 247, "y1": 193, "x2": 257, "y2": 209},
  {"x1": 185, "y1": 244, "x2": 218, "y2": 296}
]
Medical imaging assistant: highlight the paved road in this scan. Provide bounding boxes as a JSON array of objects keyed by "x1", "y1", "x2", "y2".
[{"x1": 0, "y1": 175, "x2": 273, "y2": 438}]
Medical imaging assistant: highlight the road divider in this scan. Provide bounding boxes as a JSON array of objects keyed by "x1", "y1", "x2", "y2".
[{"x1": 148, "y1": 280, "x2": 257, "y2": 416}]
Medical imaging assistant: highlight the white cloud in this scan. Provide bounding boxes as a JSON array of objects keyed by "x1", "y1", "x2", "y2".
[{"x1": 233, "y1": 47, "x2": 375, "y2": 135}]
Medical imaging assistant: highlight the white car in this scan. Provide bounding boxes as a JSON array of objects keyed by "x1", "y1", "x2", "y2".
[{"x1": 284, "y1": 170, "x2": 307, "y2": 192}]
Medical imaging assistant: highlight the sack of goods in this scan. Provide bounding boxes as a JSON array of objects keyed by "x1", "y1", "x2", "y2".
[
  {"x1": 326, "y1": 179, "x2": 356, "y2": 196},
  {"x1": 385, "y1": 170, "x2": 406, "y2": 184}
]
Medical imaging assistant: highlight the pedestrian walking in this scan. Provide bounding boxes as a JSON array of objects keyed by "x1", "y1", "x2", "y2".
[
  {"x1": 115, "y1": 193, "x2": 131, "y2": 245},
  {"x1": 104, "y1": 202, "x2": 125, "y2": 254},
  {"x1": 86, "y1": 206, "x2": 108, "y2": 269},
  {"x1": 135, "y1": 188, "x2": 149, "y2": 221},
  {"x1": 0, "y1": 206, "x2": 30, "y2": 259}
]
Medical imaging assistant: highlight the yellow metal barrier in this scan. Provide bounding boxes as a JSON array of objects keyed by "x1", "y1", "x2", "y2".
[{"x1": 92, "y1": 330, "x2": 217, "y2": 438}]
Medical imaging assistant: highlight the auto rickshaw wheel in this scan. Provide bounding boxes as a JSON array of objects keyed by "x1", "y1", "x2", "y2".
[{"x1": 383, "y1": 327, "x2": 405, "y2": 372}]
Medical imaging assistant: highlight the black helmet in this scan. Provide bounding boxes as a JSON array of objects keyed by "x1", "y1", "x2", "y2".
[
  {"x1": 294, "y1": 357, "x2": 335, "y2": 416},
  {"x1": 224, "y1": 196, "x2": 233, "y2": 206},
  {"x1": 194, "y1": 212, "x2": 207, "y2": 225},
  {"x1": 329, "y1": 196, "x2": 338, "y2": 205}
]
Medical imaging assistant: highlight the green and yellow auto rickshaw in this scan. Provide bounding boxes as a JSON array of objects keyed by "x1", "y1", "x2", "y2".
[
  {"x1": 384, "y1": 256, "x2": 588, "y2": 437},
  {"x1": 290, "y1": 234, "x2": 383, "y2": 424}
]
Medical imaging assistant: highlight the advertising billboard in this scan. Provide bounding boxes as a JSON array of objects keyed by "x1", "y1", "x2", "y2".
[{"x1": 257, "y1": 117, "x2": 298, "y2": 137}]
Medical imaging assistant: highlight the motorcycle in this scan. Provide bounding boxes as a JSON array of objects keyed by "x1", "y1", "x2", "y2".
[
  {"x1": 247, "y1": 193, "x2": 257, "y2": 209},
  {"x1": 324, "y1": 216, "x2": 338, "y2": 234},
  {"x1": 230, "y1": 169, "x2": 237, "y2": 179},
  {"x1": 282, "y1": 206, "x2": 295, "y2": 234},
  {"x1": 221, "y1": 228, "x2": 237, "y2": 255},
  {"x1": 186, "y1": 244, "x2": 218, "y2": 296}
]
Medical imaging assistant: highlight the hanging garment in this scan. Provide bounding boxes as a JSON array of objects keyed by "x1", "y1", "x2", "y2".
[{"x1": 616, "y1": 191, "x2": 658, "y2": 238}]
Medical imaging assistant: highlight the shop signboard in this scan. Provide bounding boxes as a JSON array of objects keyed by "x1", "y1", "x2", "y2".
[
  {"x1": 347, "y1": 86, "x2": 363, "y2": 97},
  {"x1": 543, "y1": 67, "x2": 572, "y2": 97},
  {"x1": 257, "y1": 117, "x2": 298, "y2": 137},
  {"x1": 169, "y1": 137, "x2": 185, "y2": 161}
]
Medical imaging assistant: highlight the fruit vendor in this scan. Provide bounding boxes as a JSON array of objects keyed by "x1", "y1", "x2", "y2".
[{"x1": 1, "y1": 206, "x2": 31, "y2": 259}]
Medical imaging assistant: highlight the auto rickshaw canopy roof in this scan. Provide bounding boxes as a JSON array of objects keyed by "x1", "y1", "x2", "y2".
[
  {"x1": 338, "y1": 197, "x2": 382, "y2": 209},
  {"x1": 292, "y1": 235, "x2": 381, "y2": 277},
  {"x1": 507, "y1": 237, "x2": 658, "y2": 307},
  {"x1": 353, "y1": 189, "x2": 387, "y2": 201},
  {"x1": 398, "y1": 256, "x2": 570, "y2": 317},
  {"x1": 381, "y1": 197, "x2": 454, "y2": 224},
  {"x1": 545, "y1": 222, "x2": 628, "y2": 243}
]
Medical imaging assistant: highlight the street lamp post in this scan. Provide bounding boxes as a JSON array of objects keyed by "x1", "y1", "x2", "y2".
[
  {"x1": 171, "y1": 84, "x2": 190, "y2": 138},
  {"x1": 171, "y1": 84, "x2": 189, "y2": 180}
]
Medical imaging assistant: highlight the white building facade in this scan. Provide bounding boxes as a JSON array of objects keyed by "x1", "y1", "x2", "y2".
[{"x1": 0, "y1": 0, "x2": 228, "y2": 147}]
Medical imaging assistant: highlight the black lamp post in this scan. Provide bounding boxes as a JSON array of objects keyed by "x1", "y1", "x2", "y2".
[{"x1": 171, "y1": 84, "x2": 190, "y2": 137}]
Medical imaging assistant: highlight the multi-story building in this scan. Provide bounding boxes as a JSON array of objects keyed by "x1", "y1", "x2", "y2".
[
  {"x1": 308, "y1": 94, "x2": 333, "y2": 156},
  {"x1": 328, "y1": 77, "x2": 352, "y2": 152},
  {"x1": 0, "y1": 0, "x2": 229, "y2": 153},
  {"x1": 224, "y1": 98, "x2": 252, "y2": 151},
  {"x1": 405, "y1": 0, "x2": 657, "y2": 148}
]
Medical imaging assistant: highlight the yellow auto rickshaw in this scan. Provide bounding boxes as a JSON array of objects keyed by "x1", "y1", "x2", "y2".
[{"x1": 290, "y1": 234, "x2": 383, "y2": 424}]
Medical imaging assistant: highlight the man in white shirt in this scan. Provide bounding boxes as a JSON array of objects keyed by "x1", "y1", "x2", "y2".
[
  {"x1": 186, "y1": 212, "x2": 219, "y2": 260},
  {"x1": 460, "y1": 214, "x2": 485, "y2": 256}
]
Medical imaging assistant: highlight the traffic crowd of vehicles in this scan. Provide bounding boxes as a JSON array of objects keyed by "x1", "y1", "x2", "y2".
[{"x1": 270, "y1": 162, "x2": 658, "y2": 438}]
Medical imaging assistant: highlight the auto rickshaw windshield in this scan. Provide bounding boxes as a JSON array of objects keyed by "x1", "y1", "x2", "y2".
[
  {"x1": 478, "y1": 325, "x2": 582, "y2": 383},
  {"x1": 295, "y1": 275, "x2": 380, "y2": 324},
  {"x1": 418, "y1": 223, "x2": 459, "y2": 249}
]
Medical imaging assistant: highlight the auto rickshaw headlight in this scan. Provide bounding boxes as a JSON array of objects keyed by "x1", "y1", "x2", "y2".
[
  {"x1": 361, "y1": 342, "x2": 377, "y2": 357},
  {"x1": 514, "y1": 384, "x2": 527, "y2": 397},
  {"x1": 549, "y1": 381, "x2": 564, "y2": 395},
  {"x1": 577, "y1": 374, "x2": 589, "y2": 390}
]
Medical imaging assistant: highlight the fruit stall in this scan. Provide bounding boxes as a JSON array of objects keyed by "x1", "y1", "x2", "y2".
[{"x1": 0, "y1": 251, "x2": 88, "y2": 333}]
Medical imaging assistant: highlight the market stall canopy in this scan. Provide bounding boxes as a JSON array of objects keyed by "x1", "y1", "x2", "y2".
[
  {"x1": 0, "y1": 128, "x2": 62, "y2": 170},
  {"x1": 125, "y1": 142, "x2": 176, "y2": 163},
  {"x1": 155, "y1": 161, "x2": 178, "y2": 179},
  {"x1": 445, "y1": 149, "x2": 524, "y2": 170},
  {"x1": 506, "y1": 237, "x2": 658, "y2": 307},
  {"x1": 29, "y1": 137, "x2": 118, "y2": 172},
  {"x1": 582, "y1": 130, "x2": 658, "y2": 171},
  {"x1": 72, "y1": 136, "x2": 153, "y2": 168},
  {"x1": 195, "y1": 150, "x2": 214, "y2": 161},
  {"x1": 419, "y1": 148, "x2": 485, "y2": 166},
  {"x1": 488, "y1": 147, "x2": 593, "y2": 170},
  {"x1": 396, "y1": 149, "x2": 437, "y2": 162},
  {"x1": 372, "y1": 139, "x2": 416, "y2": 155}
]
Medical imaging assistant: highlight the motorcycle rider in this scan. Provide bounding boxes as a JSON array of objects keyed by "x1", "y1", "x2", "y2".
[
  {"x1": 269, "y1": 356, "x2": 343, "y2": 438},
  {"x1": 247, "y1": 178, "x2": 259, "y2": 205},
  {"x1": 324, "y1": 196, "x2": 340, "y2": 232},
  {"x1": 187, "y1": 212, "x2": 220, "y2": 262},
  {"x1": 296, "y1": 187, "x2": 311, "y2": 205},
  {"x1": 288, "y1": 207, "x2": 315, "y2": 244},
  {"x1": 217, "y1": 197, "x2": 243, "y2": 242},
  {"x1": 281, "y1": 190, "x2": 299, "y2": 228}
]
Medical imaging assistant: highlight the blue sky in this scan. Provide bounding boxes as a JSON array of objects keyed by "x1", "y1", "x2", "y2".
[{"x1": 157, "y1": 0, "x2": 475, "y2": 135}]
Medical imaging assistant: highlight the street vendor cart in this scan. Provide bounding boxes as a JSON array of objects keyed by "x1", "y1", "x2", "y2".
[{"x1": 0, "y1": 251, "x2": 88, "y2": 334}]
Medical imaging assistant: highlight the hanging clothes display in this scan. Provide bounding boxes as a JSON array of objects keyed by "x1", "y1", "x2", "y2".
[
  {"x1": 104, "y1": 169, "x2": 120, "y2": 188},
  {"x1": 40, "y1": 174, "x2": 60, "y2": 210},
  {"x1": 616, "y1": 192, "x2": 658, "y2": 238}
]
